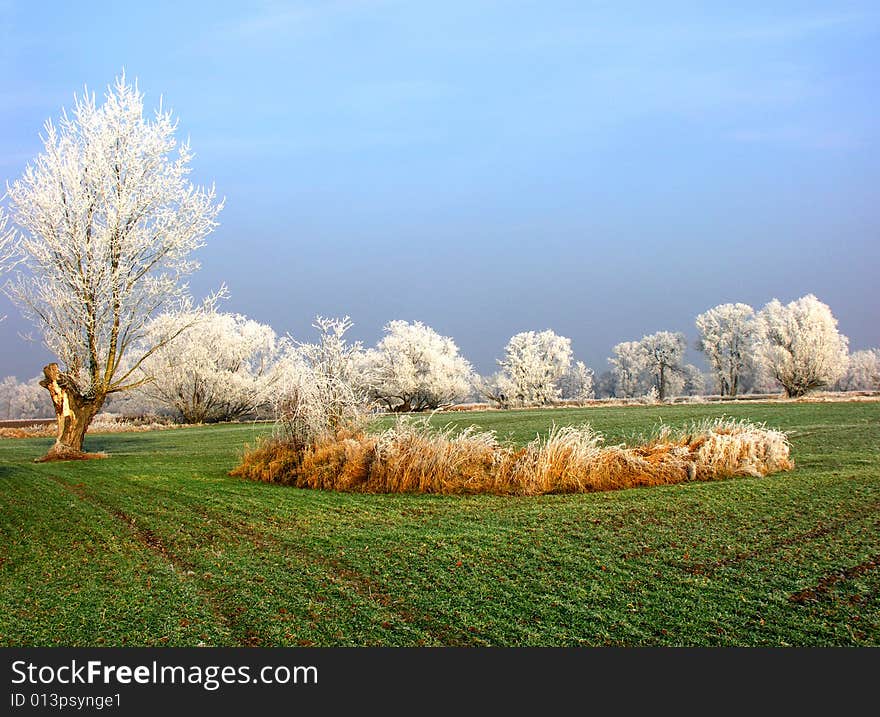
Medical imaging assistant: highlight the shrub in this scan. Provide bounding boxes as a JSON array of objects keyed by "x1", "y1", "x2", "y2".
[
  {"x1": 273, "y1": 316, "x2": 369, "y2": 453},
  {"x1": 232, "y1": 417, "x2": 793, "y2": 495}
]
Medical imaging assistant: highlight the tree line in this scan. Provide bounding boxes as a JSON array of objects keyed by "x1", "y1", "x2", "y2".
[{"x1": 2, "y1": 295, "x2": 876, "y2": 422}]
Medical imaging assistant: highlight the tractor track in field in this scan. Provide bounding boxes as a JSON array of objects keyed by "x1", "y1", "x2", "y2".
[
  {"x1": 44, "y1": 474, "x2": 251, "y2": 646},
  {"x1": 47, "y1": 474, "x2": 476, "y2": 646},
  {"x1": 788, "y1": 554, "x2": 880, "y2": 605},
  {"x1": 138, "y1": 485, "x2": 481, "y2": 646},
  {"x1": 670, "y1": 501, "x2": 880, "y2": 577}
]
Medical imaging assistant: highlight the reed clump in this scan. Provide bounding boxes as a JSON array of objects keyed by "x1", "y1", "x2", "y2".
[{"x1": 231, "y1": 417, "x2": 793, "y2": 495}]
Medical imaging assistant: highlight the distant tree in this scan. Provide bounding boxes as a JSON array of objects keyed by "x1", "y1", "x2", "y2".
[
  {"x1": 137, "y1": 312, "x2": 288, "y2": 423},
  {"x1": 608, "y1": 341, "x2": 648, "y2": 398},
  {"x1": 695, "y1": 303, "x2": 757, "y2": 397},
  {"x1": 594, "y1": 370, "x2": 616, "y2": 399},
  {"x1": 756, "y1": 295, "x2": 849, "y2": 397},
  {"x1": 836, "y1": 349, "x2": 880, "y2": 392},
  {"x1": 0, "y1": 376, "x2": 53, "y2": 419},
  {"x1": 0, "y1": 377, "x2": 16, "y2": 418},
  {"x1": 736, "y1": 359, "x2": 781, "y2": 395},
  {"x1": 363, "y1": 320, "x2": 474, "y2": 412},
  {"x1": 558, "y1": 360, "x2": 595, "y2": 402},
  {"x1": 639, "y1": 331, "x2": 687, "y2": 400},
  {"x1": 0, "y1": 74, "x2": 222, "y2": 458},
  {"x1": 678, "y1": 363, "x2": 707, "y2": 396},
  {"x1": 493, "y1": 330, "x2": 573, "y2": 407},
  {"x1": 102, "y1": 387, "x2": 167, "y2": 418},
  {"x1": 475, "y1": 371, "x2": 510, "y2": 408}
]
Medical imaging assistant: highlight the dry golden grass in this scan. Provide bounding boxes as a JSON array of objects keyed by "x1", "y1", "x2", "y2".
[
  {"x1": 0, "y1": 427, "x2": 37, "y2": 439},
  {"x1": 369, "y1": 423, "x2": 497, "y2": 493},
  {"x1": 232, "y1": 416, "x2": 793, "y2": 495},
  {"x1": 33, "y1": 450, "x2": 108, "y2": 463},
  {"x1": 0, "y1": 416, "x2": 185, "y2": 440}
]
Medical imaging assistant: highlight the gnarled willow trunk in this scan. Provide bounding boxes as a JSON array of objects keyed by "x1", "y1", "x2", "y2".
[{"x1": 38, "y1": 363, "x2": 104, "y2": 460}]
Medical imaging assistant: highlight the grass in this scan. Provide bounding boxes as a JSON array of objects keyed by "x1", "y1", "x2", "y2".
[
  {"x1": 1, "y1": 402, "x2": 878, "y2": 646},
  {"x1": 234, "y1": 417, "x2": 793, "y2": 493}
]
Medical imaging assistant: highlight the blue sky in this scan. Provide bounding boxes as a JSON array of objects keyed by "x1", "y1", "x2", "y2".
[{"x1": 1, "y1": 0, "x2": 878, "y2": 378}]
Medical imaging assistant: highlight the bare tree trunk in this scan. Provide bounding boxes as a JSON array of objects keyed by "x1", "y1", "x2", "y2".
[
  {"x1": 393, "y1": 398, "x2": 413, "y2": 413},
  {"x1": 38, "y1": 363, "x2": 103, "y2": 460}
]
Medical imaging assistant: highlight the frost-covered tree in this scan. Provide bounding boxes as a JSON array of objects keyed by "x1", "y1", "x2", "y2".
[
  {"x1": 639, "y1": 331, "x2": 687, "y2": 400},
  {"x1": 558, "y1": 360, "x2": 595, "y2": 402},
  {"x1": 0, "y1": 74, "x2": 222, "y2": 457},
  {"x1": 695, "y1": 303, "x2": 757, "y2": 397},
  {"x1": 0, "y1": 211, "x2": 16, "y2": 261},
  {"x1": 492, "y1": 330, "x2": 573, "y2": 407},
  {"x1": 0, "y1": 376, "x2": 54, "y2": 419},
  {"x1": 363, "y1": 320, "x2": 473, "y2": 412},
  {"x1": 0, "y1": 377, "x2": 19, "y2": 418},
  {"x1": 102, "y1": 386, "x2": 166, "y2": 417},
  {"x1": 608, "y1": 341, "x2": 648, "y2": 398},
  {"x1": 836, "y1": 349, "x2": 880, "y2": 392},
  {"x1": 594, "y1": 370, "x2": 616, "y2": 399},
  {"x1": 274, "y1": 316, "x2": 368, "y2": 450},
  {"x1": 677, "y1": 363, "x2": 707, "y2": 397},
  {"x1": 737, "y1": 360, "x2": 781, "y2": 395},
  {"x1": 137, "y1": 312, "x2": 287, "y2": 423},
  {"x1": 0, "y1": 212, "x2": 17, "y2": 321},
  {"x1": 475, "y1": 371, "x2": 510, "y2": 407},
  {"x1": 756, "y1": 295, "x2": 849, "y2": 397}
]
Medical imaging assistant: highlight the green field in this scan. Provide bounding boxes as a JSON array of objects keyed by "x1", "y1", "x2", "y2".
[{"x1": 1, "y1": 402, "x2": 878, "y2": 646}]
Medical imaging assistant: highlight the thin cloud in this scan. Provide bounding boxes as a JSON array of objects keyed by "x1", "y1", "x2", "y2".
[
  {"x1": 732, "y1": 11, "x2": 877, "y2": 41},
  {"x1": 213, "y1": 0, "x2": 395, "y2": 41},
  {"x1": 412, "y1": 8, "x2": 880, "y2": 53},
  {"x1": 341, "y1": 80, "x2": 459, "y2": 113},
  {"x1": 728, "y1": 126, "x2": 861, "y2": 150},
  {"x1": 194, "y1": 126, "x2": 444, "y2": 156}
]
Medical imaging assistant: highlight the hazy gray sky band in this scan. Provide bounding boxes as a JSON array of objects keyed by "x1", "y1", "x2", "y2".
[{"x1": 0, "y1": 1, "x2": 877, "y2": 377}]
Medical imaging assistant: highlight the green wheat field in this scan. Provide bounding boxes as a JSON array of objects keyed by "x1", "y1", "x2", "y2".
[{"x1": 1, "y1": 401, "x2": 877, "y2": 646}]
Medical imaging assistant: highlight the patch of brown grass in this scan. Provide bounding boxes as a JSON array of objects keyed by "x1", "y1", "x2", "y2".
[
  {"x1": 34, "y1": 449, "x2": 108, "y2": 463},
  {"x1": 0, "y1": 427, "x2": 36, "y2": 439},
  {"x1": 229, "y1": 438, "x2": 305, "y2": 485},
  {"x1": 232, "y1": 417, "x2": 793, "y2": 495},
  {"x1": 0, "y1": 416, "x2": 188, "y2": 440}
]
